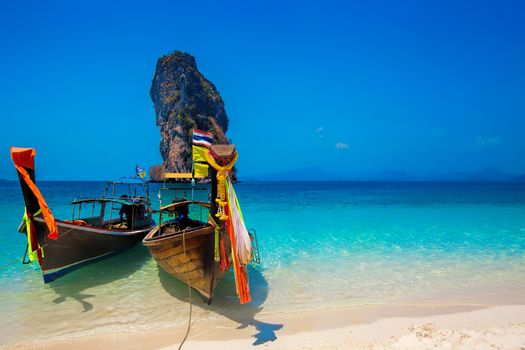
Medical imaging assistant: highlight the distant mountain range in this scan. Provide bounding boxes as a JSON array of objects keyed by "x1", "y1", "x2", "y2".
[
  {"x1": 510, "y1": 173, "x2": 525, "y2": 182},
  {"x1": 369, "y1": 170, "x2": 414, "y2": 181},
  {"x1": 241, "y1": 167, "x2": 525, "y2": 182},
  {"x1": 243, "y1": 166, "x2": 340, "y2": 181},
  {"x1": 469, "y1": 168, "x2": 512, "y2": 182}
]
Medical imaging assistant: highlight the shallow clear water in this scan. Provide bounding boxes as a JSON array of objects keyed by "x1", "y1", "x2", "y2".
[{"x1": 1, "y1": 181, "x2": 525, "y2": 346}]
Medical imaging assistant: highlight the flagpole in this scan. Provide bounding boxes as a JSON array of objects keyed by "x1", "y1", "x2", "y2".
[{"x1": 191, "y1": 130, "x2": 195, "y2": 202}]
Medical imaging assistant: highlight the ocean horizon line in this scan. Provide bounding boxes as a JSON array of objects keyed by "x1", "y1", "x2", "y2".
[{"x1": 2, "y1": 179, "x2": 525, "y2": 183}]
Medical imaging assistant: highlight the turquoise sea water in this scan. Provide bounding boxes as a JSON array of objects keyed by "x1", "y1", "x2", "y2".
[{"x1": 1, "y1": 181, "x2": 525, "y2": 346}]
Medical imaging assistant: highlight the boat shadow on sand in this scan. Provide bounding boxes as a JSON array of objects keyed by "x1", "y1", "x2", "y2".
[
  {"x1": 49, "y1": 245, "x2": 150, "y2": 312},
  {"x1": 159, "y1": 265, "x2": 283, "y2": 346}
]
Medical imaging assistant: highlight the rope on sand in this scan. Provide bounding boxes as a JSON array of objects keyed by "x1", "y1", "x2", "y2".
[{"x1": 178, "y1": 228, "x2": 193, "y2": 350}]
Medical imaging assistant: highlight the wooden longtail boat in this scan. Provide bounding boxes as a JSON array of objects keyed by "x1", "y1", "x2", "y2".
[
  {"x1": 143, "y1": 142, "x2": 258, "y2": 304},
  {"x1": 143, "y1": 200, "x2": 231, "y2": 303},
  {"x1": 11, "y1": 147, "x2": 156, "y2": 283}
]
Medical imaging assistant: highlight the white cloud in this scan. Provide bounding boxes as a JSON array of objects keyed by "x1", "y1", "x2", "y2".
[
  {"x1": 473, "y1": 136, "x2": 501, "y2": 148},
  {"x1": 314, "y1": 127, "x2": 325, "y2": 142},
  {"x1": 335, "y1": 142, "x2": 349, "y2": 149}
]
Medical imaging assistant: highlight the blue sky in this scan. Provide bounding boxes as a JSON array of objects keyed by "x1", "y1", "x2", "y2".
[{"x1": 1, "y1": 0, "x2": 524, "y2": 180}]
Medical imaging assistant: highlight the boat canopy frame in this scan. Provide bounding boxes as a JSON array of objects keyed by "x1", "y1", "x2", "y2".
[
  {"x1": 72, "y1": 197, "x2": 149, "y2": 207},
  {"x1": 157, "y1": 199, "x2": 211, "y2": 233},
  {"x1": 103, "y1": 177, "x2": 150, "y2": 202},
  {"x1": 70, "y1": 178, "x2": 152, "y2": 230}
]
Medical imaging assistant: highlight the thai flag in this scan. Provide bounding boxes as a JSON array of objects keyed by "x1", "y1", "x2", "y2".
[
  {"x1": 192, "y1": 129, "x2": 213, "y2": 148},
  {"x1": 136, "y1": 165, "x2": 147, "y2": 179}
]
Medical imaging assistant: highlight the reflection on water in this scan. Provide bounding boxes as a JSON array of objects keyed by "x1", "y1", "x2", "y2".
[
  {"x1": 50, "y1": 245, "x2": 150, "y2": 312},
  {"x1": 159, "y1": 265, "x2": 283, "y2": 345}
]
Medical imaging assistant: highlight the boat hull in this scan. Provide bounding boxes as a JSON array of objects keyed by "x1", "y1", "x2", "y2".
[
  {"x1": 143, "y1": 222, "x2": 231, "y2": 303},
  {"x1": 32, "y1": 217, "x2": 155, "y2": 282}
]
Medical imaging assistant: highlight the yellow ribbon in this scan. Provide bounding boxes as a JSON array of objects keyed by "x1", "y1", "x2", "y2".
[
  {"x1": 23, "y1": 208, "x2": 44, "y2": 261},
  {"x1": 205, "y1": 150, "x2": 238, "y2": 221}
]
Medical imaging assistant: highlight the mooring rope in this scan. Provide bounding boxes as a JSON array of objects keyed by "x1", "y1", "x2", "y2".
[
  {"x1": 0, "y1": 227, "x2": 75, "y2": 271},
  {"x1": 178, "y1": 228, "x2": 193, "y2": 350},
  {"x1": 0, "y1": 258, "x2": 22, "y2": 271}
]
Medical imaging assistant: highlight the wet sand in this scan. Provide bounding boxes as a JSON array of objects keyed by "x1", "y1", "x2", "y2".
[{"x1": 10, "y1": 304, "x2": 525, "y2": 349}]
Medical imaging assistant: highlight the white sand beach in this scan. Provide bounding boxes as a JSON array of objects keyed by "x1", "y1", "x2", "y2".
[{"x1": 12, "y1": 304, "x2": 525, "y2": 350}]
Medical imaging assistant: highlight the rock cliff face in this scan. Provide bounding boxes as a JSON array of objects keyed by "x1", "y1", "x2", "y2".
[{"x1": 150, "y1": 51, "x2": 229, "y2": 176}]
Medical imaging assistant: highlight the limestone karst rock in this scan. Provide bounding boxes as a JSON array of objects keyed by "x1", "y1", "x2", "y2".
[{"x1": 150, "y1": 51, "x2": 230, "y2": 179}]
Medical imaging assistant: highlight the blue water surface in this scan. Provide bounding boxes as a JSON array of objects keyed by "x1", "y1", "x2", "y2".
[{"x1": 0, "y1": 181, "x2": 524, "y2": 346}]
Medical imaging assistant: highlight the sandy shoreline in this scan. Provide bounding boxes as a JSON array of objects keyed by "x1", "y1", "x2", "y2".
[{"x1": 7, "y1": 303, "x2": 525, "y2": 350}]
